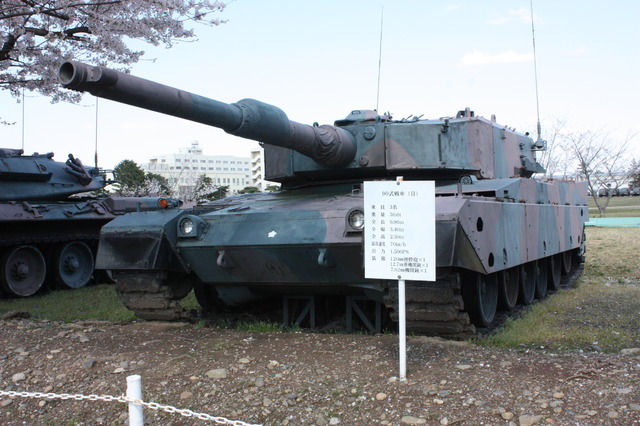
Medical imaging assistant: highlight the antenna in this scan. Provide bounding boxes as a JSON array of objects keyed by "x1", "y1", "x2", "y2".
[
  {"x1": 95, "y1": 98, "x2": 99, "y2": 167},
  {"x1": 375, "y1": 1, "x2": 384, "y2": 112},
  {"x1": 530, "y1": 0, "x2": 544, "y2": 148},
  {"x1": 21, "y1": 87, "x2": 25, "y2": 151}
]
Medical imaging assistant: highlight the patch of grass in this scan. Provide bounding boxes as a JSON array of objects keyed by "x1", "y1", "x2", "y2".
[
  {"x1": 234, "y1": 321, "x2": 288, "y2": 332},
  {"x1": 485, "y1": 280, "x2": 640, "y2": 352},
  {"x1": 202, "y1": 317, "x2": 303, "y2": 333},
  {"x1": 587, "y1": 195, "x2": 640, "y2": 217},
  {"x1": 587, "y1": 196, "x2": 640, "y2": 209},
  {"x1": 180, "y1": 291, "x2": 199, "y2": 310},
  {"x1": 211, "y1": 342, "x2": 231, "y2": 351},
  {"x1": 588, "y1": 207, "x2": 640, "y2": 217},
  {"x1": 584, "y1": 228, "x2": 640, "y2": 278},
  {"x1": 484, "y1": 227, "x2": 640, "y2": 352},
  {"x1": 0, "y1": 285, "x2": 202, "y2": 323},
  {"x1": 0, "y1": 284, "x2": 137, "y2": 322}
]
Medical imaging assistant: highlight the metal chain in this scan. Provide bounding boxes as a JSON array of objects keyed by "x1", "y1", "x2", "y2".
[{"x1": 0, "y1": 390, "x2": 261, "y2": 426}]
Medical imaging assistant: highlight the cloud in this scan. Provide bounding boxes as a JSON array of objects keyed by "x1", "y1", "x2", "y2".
[
  {"x1": 570, "y1": 46, "x2": 588, "y2": 55},
  {"x1": 446, "y1": 4, "x2": 461, "y2": 11},
  {"x1": 460, "y1": 50, "x2": 534, "y2": 66},
  {"x1": 488, "y1": 8, "x2": 531, "y2": 25}
]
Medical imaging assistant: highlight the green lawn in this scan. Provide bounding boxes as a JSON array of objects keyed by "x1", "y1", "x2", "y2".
[
  {"x1": 588, "y1": 195, "x2": 640, "y2": 217},
  {"x1": 0, "y1": 284, "x2": 136, "y2": 322},
  {"x1": 0, "y1": 284, "x2": 200, "y2": 323},
  {"x1": 485, "y1": 227, "x2": 640, "y2": 352}
]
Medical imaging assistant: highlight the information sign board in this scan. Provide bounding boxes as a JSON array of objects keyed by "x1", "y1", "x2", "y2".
[{"x1": 364, "y1": 180, "x2": 436, "y2": 281}]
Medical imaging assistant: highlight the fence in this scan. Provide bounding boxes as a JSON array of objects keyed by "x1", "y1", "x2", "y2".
[{"x1": 0, "y1": 374, "x2": 261, "y2": 426}]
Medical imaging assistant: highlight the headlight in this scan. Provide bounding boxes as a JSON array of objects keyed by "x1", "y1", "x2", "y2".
[
  {"x1": 177, "y1": 214, "x2": 207, "y2": 238},
  {"x1": 347, "y1": 208, "x2": 365, "y2": 231},
  {"x1": 179, "y1": 217, "x2": 194, "y2": 235}
]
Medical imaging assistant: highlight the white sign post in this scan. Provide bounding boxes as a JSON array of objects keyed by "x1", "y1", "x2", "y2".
[{"x1": 364, "y1": 178, "x2": 436, "y2": 380}]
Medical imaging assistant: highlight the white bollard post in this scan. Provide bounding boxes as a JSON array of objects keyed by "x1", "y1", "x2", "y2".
[
  {"x1": 126, "y1": 374, "x2": 144, "y2": 426},
  {"x1": 398, "y1": 279, "x2": 407, "y2": 380}
]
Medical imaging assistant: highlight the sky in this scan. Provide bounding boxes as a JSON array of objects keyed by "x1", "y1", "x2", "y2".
[{"x1": 1, "y1": 0, "x2": 639, "y2": 170}]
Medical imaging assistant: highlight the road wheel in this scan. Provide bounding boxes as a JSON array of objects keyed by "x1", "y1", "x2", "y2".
[
  {"x1": 1, "y1": 246, "x2": 46, "y2": 297},
  {"x1": 498, "y1": 267, "x2": 520, "y2": 311},
  {"x1": 463, "y1": 272, "x2": 498, "y2": 327},
  {"x1": 55, "y1": 242, "x2": 94, "y2": 289},
  {"x1": 194, "y1": 281, "x2": 223, "y2": 317},
  {"x1": 518, "y1": 262, "x2": 536, "y2": 305},
  {"x1": 548, "y1": 254, "x2": 562, "y2": 291},
  {"x1": 535, "y1": 259, "x2": 548, "y2": 299},
  {"x1": 561, "y1": 250, "x2": 573, "y2": 275}
]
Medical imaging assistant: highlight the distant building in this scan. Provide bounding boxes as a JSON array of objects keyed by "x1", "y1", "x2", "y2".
[
  {"x1": 141, "y1": 141, "x2": 265, "y2": 199},
  {"x1": 251, "y1": 149, "x2": 279, "y2": 191}
]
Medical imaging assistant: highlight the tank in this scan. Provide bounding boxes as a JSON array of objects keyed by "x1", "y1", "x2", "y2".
[
  {"x1": 58, "y1": 61, "x2": 588, "y2": 335},
  {"x1": 0, "y1": 148, "x2": 181, "y2": 297}
]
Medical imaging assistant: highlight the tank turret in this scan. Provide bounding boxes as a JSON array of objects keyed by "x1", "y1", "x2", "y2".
[
  {"x1": 60, "y1": 61, "x2": 544, "y2": 189},
  {"x1": 0, "y1": 148, "x2": 106, "y2": 201},
  {"x1": 58, "y1": 62, "x2": 587, "y2": 337}
]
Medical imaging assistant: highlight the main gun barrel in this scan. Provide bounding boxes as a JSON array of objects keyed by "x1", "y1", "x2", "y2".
[{"x1": 59, "y1": 61, "x2": 356, "y2": 167}]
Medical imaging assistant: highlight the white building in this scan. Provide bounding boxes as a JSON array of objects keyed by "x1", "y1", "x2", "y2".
[
  {"x1": 252, "y1": 148, "x2": 277, "y2": 191},
  {"x1": 142, "y1": 141, "x2": 260, "y2": 199}
]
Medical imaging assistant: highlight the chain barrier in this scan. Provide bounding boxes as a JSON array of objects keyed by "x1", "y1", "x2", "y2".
[{"x1": 0, "y1": 389, "x2": 261, "y2": 426}]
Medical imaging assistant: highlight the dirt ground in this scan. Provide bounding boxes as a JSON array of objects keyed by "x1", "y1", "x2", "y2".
[{"x1": 0, "y1": 317, "x2": 639, "y2": 425}]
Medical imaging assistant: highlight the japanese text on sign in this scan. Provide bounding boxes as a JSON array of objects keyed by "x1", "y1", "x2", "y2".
[{"x1": 364, "y1": 180, "x2": 435, "y2": 281}]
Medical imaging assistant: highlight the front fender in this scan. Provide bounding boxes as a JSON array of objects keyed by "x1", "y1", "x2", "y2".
[{"x1": 95, "y1": 209, "x2": 188, "y2": 272}]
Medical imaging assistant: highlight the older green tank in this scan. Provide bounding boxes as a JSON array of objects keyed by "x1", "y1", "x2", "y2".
[
  {"x1": 59, "y1": 61, "x2": 587, "y2": 335},
  {"x1": 0, "y1": 148, "x2": 181, "y2": 297}
]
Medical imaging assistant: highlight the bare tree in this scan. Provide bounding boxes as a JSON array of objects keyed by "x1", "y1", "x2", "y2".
[
  {"x1": 1, "y1": 0, "x2": 226, "y2": 103},
  {"x1": 536, "y1": 118, "x2": 572, "y2": 179},
  {"x1": 565, "y1": 129, "x2": 634, "y2": 217},
  {"x1": 629, "y1": 159, "x2": 640, "y2": 189}
]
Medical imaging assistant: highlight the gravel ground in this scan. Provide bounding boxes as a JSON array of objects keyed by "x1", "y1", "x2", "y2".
[{"x1": 1, "y1": 318, "x2": 639, "y2": 425}]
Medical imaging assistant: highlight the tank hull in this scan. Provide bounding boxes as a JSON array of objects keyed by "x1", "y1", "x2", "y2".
[
  {"x1": 99, "y1": 178, "x2": 587, "y2": 334},
  {"x1": 0, "y1": 196, "x2": 178, "y2": 297},
  {"x1": 173, "y1": 179, "x2": 585, "y2": 282}
]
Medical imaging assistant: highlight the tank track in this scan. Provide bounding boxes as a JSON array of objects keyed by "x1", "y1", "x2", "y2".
[
  {"x1": 115, "y1": 271, "x2": 195, "y2": 321},
  {"x1": 114, "y1": 262, "x2": 584, "y2": 336},
  {"x1": 384, "y1": 273, "x2": 476, "y2": 336},
  {"x1": 560, "y1": 262, "x2": 584, "y2": 289},
  {"x1": 383, "y1": 261, "x2": 584, "y2": 337}
]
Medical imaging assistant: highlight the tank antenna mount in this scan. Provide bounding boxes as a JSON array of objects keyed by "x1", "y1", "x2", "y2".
[
  {"x1": 375, "y1": 1, "x2": 384, "y2": 112},
  {"x1": 530, "y1": 0, "x2": 545, "y2": 150}
]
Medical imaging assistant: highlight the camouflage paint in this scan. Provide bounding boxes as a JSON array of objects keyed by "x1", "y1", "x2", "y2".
[{"x1": 59, "y1": 62, "x2": 588, "y2": 332}]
